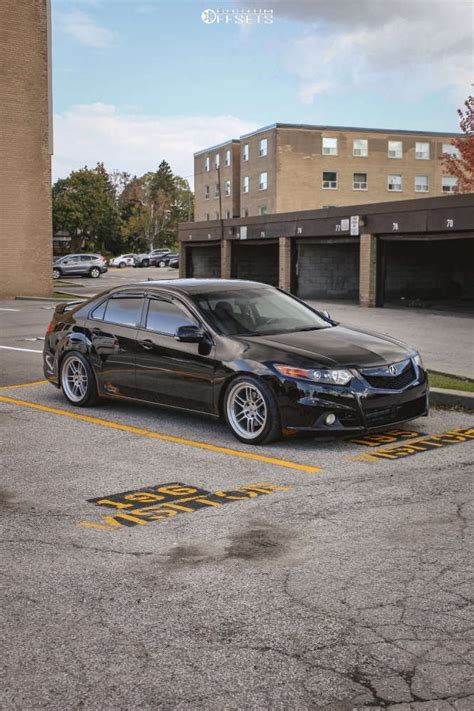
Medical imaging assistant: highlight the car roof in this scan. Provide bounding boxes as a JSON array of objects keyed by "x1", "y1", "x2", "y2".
[{"x1": 109, "y1": 279, "x2": 271, "y2": 296}]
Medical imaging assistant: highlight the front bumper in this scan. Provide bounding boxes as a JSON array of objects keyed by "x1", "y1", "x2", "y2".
[{"x1": 274, "y1": 369, "x2": 429, "y2": 433}]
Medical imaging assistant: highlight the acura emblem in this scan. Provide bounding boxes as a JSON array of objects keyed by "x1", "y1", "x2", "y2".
[{"x1": 388, "y1": 365, "x2": 398, "y2": 375}]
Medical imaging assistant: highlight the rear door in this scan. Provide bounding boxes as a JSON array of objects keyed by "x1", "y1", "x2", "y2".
[
  {"x1": 88, "y1": 292, "x2": 145, "y2": 398},
  {"x1": 134, "y1": 294, "x2": 217, "y2": 413},
  {"x1": 62, "y1": 256, "x2": 81, "y2": 275}
]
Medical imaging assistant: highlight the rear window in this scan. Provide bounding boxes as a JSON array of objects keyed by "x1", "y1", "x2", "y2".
[{"x1": 105, "y1": 297, "x2": 142, "y2": 326}]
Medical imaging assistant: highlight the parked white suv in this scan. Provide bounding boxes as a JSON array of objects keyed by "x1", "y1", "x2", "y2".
[{"x1": 108, "y1": 254, "x2": 136, "y2": 268}]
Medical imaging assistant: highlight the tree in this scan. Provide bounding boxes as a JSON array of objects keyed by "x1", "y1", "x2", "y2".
[
  {"x1": 52, "y1": 164, "x2": 123, "y2": 253},
  {"x1": 442, "y1": 92, "x2": 474, "y2": 193}
]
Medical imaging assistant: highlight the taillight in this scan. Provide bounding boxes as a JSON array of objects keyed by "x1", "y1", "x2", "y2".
[{"x1": 47, "y1": 321, "x2": 54, "y2": 333}]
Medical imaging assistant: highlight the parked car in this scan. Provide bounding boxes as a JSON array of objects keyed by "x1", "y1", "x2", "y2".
[
  {"x1": 157, "y1": 252, "x2": 178, "y2": 267},
  {"x1": 109, "y1": 254, "x2": 136, "y2": 268},
  {"x1": 168, "y1": 255, "x2": 179, "y2": 269},
  {"x1": 52, "y1": 254, "x2": 107, "y2": 280},
  {"x1": 133, "y1": 250, "x2": 171, "y2": 268},
  {"x1": 43, "y1": 279, "x2": 428, "y2": 445}
]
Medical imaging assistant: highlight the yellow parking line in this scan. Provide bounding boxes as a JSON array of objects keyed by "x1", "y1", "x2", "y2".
[
  {"x1": 0, "y1": 395, "x2": 321, "y2": 474},
  {"x1": 0, "y1": 380, "x2": 48, "y2": 390}
]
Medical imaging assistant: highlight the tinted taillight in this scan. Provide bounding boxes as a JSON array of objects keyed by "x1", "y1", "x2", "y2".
[{"x1": 46, "y1": 321, "x2": 54, "y2": 333}]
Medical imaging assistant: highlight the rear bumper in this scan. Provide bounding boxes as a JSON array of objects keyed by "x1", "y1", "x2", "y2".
[{"x1": 275, "y1": 371, "x2": 429, "y2": 433}]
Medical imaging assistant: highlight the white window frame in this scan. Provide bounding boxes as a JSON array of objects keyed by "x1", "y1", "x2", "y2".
[
  {"x1": 415, "y1": 175, "x2": 429, "y2": 192},
  {"x1": 225, "y1": 149, "x2": 231, "y2": 167},
  {"x1": 225, "y1": 210, "x2": 230, "y2": 219},
  {"x1": 353, "y1": 139, "x2": 368, "y2": 157},
  {"x1": 388, "y1": 141, "x2": 403, "y2": 159},
  {"x1": 259, "y1": 206, "x2": 267, "y2": 216},
  {"x1": 243, "y1": 176, "x2": 249, "y2": 193},
  {"x1": 442, "y1": 143, "x2": 460, "y2": 158},
  {"x1": 214, "y1": 183, "x2": 219, "y2": 198},
  {"x1": 415, "y1": 142, "x2": 430, "y2": 160},
  {"x1": 242, "y1": 208, "x2": 249, "y2": 218},
  {"x1": 224, "y1": 179, "x2": 231, "y2": 196},
  {"x1": 353, "y1": 173, "x2": 368, "y2": 190},
  {"x1": 204, "y1": 185, "x2": 209, "y2": 200},
  {"x1": 259, "y1": 138, "x2": 268, "y2": 157},
  {"x1": 215, "y1": 153, "x2": 220, "y2": 169},
  {"x1": 259, "y1": 172, "x2": 268, "y2": 190},
  {"x1": 322, "y1": 137, "x2": 338, "y2": 156},
  {"x1": 322, "y1": 171, "x2": 337, "y2": 189},
  {"x1": 205, "y1": 213, "x2": 210, "y2": 221},
  {"x1": 204, "y1": 157, "x2": 210, "y2": 172},
  {"x1": 214, "y1": 211, "x2": 219, "y2": 220},
  {"x1": 388, "y1": 174, "x2": 403, "y2": 191},
  {"x1": 243, "y1": 143, "x2": 249, "y2": 161},
  {"x1": 442, "y1": 176, "x2": 458, "y2": 193}
]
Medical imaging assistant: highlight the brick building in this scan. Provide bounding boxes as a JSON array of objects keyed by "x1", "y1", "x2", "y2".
[
  {"x1": 0, "y1": 0, "x2": 53, "y2": 298},
  {"x1": 194, "y1": 124, "x2": 460, "y2": 222}
]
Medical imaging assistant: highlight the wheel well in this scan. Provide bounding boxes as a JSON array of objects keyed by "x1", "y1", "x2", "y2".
[{"x1": 217, "y1": 371, "x2": 266, "y2": 420}]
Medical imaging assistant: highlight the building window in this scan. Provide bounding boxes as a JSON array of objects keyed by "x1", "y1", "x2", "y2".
[
  {"x1": 224, "y1": 179, "x2": 231, "y2": 196},
  {"x1": 353, "y1": 138, "x2": 368, "y2": 157},
  {"x1": 415, "y1": 175, "x2": 429, "y2": 192},
  {"x1": 322, "y1": 137, "x2": 338, "y2": 155},
  {"x1": 442, "y1": 143, "x2": 460, "y2": 158},
  {"x1": 214, "y1": 183, "x2": 219, "y2": 197},
  {"x1": 353, "y1": 172, "x2": 368, "y2": 190},
  {"x1": 388, "y1": 174, "x2": 402, "y2": 191},
  {"x1": 259, "y1": 206, "x2": 267, "y2": 216},
  {"x1": 442, "y1": 176, "x2": 458, "y2": 193},
  {"x1": 259, "y1": 172, "x2": 268, "y2": 190},
  {"x1": 259, "y1": 138, "x2": 268, "y2": 157},
  {"x1": 243, "y1": 143, "x2": 249, "y2": 161},
  {"x1": 225, "y1": 210, "x2": 230, "y2": 219},
  {"x1": 214, "y1": 211, "x2": 219, "y2": 219},
  {"x1": 242, "y1": 207, "x2": 249, "y2": 218},
  {"x1": 215, "y1": 153, "x2": 220, "y2": 169},
  {"x1": 243, "y1": 176, "x2": 249, "y2": 193},
  {"x1": 388, "y1": 141, "x2": 403, "y2": 158},
  {"x1": 225, "y1": 149, "x2": 231, "y2": 166},
  {"x1": 322, "y1": 171, "x2": 337, "y2": 189},
  {"x1": 416, "y1": 142, "x2": 430, "y2": 160},
  {"x1": 204, "y1": 185, "x2": 209, "y2": 200},
  {"x1": 205, "y1": 213, "x2": 210, "y2": 221},
  {"x1": 204, "y1": 157, "x2": 210, "y2": 172}
]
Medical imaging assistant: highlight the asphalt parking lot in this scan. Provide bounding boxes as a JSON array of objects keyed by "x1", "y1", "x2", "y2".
[{"x1": 1, "y1": 292, "x2": 473, "y2": 710}]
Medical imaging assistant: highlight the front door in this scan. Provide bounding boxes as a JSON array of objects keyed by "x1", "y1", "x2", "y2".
[{"x1": 135, "y1": 295, "x2": 217, "y2": 414}]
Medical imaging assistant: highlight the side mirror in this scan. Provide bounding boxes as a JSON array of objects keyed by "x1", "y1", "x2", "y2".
[{"x1": 175, "y1": 325, "x2": 204, "y2": 343}]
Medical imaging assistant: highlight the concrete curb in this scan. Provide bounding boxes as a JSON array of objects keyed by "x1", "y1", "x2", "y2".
[{"x1": 430, "y1": 387, "x2": 474, "y2": 411}]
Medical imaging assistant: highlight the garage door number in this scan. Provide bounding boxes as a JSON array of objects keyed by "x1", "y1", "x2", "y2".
[{"x1": 446, "y1": 218, "x2": 454, "y2": 228}]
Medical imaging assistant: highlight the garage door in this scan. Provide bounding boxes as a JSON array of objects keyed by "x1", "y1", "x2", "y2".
[
  {"x1": 187, "y1": 245, "x2": 221, "y2": 278},
  {"x1": 297, "y1": 239, "x2": 360, "y2": 300},
  {"x1": 231, "y1": 241, "x2": 279, "y2": 286}
]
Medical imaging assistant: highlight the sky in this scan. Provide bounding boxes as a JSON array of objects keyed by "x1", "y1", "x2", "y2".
[{"x1": 51, "y1": 0, "x2": 474, "y2": 183}]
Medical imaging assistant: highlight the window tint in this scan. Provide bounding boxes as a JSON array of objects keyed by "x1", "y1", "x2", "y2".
[
  {"x1": 104, "y1": 297, "x2": 142, "y2": 327},
  {"x1": 146, "y1": 298, "x2": 197, "y2": 335},
  {"x1": 91, "y1": 301, "x2": 107, "y2": 320},
  {"x1": 80, "y1": 255, "x2": 92, "y2": 261}
]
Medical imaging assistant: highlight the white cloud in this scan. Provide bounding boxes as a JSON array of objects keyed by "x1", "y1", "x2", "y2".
[
  {"x1": 56, "y1": 10, "x2": 118, "y2": 48},
  {"x1": 52, "y1": 103, "x2": 258, "y2": 185},
  {"x1": 276, "y1": 0, "x2": 473, "y2": 104}
]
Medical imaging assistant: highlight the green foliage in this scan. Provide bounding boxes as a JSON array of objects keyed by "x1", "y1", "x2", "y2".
[{"x1": 53, "y1": 160, "x2": 194, "y2": 255}]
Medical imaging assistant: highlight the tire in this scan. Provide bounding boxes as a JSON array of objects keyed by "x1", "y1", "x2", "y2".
[
  {"x1": 223, "y1": 375, "x2": 282, "y2": 445},
  {"x1": 119, "y1": 261, "x2": 126, "y2": 269},
  {"x1": 60, "y1": 352, "x2": 98, "y2": 407},
  {"x1": 159, "y1": 260, "x2": 166, "y2": 268},
  {"x1": 53, "y1": 268, "x2": 61, "y2": 280},
  {"x1": 89, "y1": 267, "x2": 101, "y2": 278},
  {"x1": 142, "y1": 259, "x2": 150, "y2": 268}
]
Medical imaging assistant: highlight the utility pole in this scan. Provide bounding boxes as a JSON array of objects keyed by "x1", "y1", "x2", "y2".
[{"x1": 217, "y1": 163, "x2": 224, "y2": 242}]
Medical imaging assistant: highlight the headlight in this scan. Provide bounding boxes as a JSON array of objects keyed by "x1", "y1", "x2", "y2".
[
  {"x1": 413, "y1": 352, "x2": 423, "y2": 368},
  {"x1": 274, "y1": 364, "x2": 352, "y2": 386}
]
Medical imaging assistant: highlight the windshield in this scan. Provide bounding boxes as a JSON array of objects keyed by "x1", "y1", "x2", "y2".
[{"x1": 192, "y1": 287, "x2": 331, "y2": 336}]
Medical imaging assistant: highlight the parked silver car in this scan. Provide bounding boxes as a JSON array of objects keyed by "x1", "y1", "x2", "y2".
[{"x1": 52, "y1": 254, "x2": 108, "y2": 280}]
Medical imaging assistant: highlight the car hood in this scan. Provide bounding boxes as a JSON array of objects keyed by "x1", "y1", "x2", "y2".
[{"x1": 241, "y1": 325, "x2": 413, "y2": 368}]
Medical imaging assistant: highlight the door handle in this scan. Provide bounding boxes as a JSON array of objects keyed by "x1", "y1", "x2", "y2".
[{"x1": 138, "y1": 339, "x2": 154, "y2": 350}]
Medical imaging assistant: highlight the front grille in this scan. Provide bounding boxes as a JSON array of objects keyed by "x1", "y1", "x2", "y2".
[
  {"x1": 364, "y1": 396, "x2": 426, "y2": 427},
  {"x1": 362, "y1": 360, "x2": 416, "y2": 390}
]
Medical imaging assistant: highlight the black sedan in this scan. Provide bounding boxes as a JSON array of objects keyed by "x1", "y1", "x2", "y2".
[{"x1": 43, "y1": 279, "x2": 428, "y2": 445}]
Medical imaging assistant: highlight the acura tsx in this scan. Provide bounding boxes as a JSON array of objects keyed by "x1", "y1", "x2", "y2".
[{"x1": 43, "y1": 279, "x2": 429, "y2": 444}]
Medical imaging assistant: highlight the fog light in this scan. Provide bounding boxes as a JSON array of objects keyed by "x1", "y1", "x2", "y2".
[{"x1": 325, "y1": 413, "x2": 336, "y2": 425}]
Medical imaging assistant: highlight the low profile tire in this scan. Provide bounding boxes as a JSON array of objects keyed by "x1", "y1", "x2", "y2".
[
  {"x1": 119, "y1": 261, "x2": 126, "y2": 269},
  {"x1": 89, "y1": 267, "x2": 101, "y2": 278},
  {"x1": 53, "y1": 268, "x2": 61, "y2": 280},
  {"x1": 142, "y1": 259, "x2": 150, "y2": 268},
  {"x1": 60, "y1": 352, "x2": 98, "y2": 407},
  {"x1": 224, "y1": 375, "x2": 282, "y2": 445}
]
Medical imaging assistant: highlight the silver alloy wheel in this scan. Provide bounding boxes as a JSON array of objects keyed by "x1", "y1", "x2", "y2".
[
  {"x1": 62, "y1": 356, "x2": 88, "y2": 402},
  {"x1": 53, "y1": 269, "x2": 60, "y2": 280},
  {"x1": 90, "y1": 267, "x2": 100, "y2": 278},
  {"x1": 227, "y1": 381, "x2": 267, "y2": 440}
]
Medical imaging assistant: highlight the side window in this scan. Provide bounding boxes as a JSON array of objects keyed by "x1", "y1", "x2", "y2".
[
  {"x1": 104, "y1": 297, "x2": 143, "y2": 327},
  {"x1": 145, "y1": 298, "x2": 197, "y2": 336},
  {"x1": 80, "y1": 255, "x2": 91, "y2": 262},
  {"x1": 91, "y1": 301, "x2": 107, "y2": 320}
]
